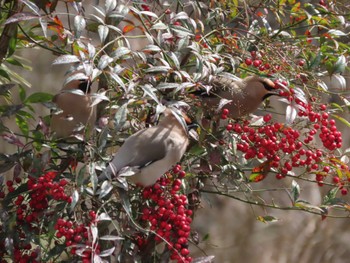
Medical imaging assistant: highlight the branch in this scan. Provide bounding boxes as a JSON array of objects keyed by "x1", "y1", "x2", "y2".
[{"x1": 0, "y1": 0, "x2": 20, "y2": 64}]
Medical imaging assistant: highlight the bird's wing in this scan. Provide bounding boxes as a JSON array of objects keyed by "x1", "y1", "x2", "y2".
[{"x1": 110, "y1": 127, "x2": 169, "y2": 172}]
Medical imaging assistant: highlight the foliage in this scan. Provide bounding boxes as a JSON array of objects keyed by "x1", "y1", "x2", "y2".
[{"x1": 0, "y1": 0, "x2": 350, "y2": 262}]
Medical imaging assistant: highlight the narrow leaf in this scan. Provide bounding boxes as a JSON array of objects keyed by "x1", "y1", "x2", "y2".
[
  {"x1": 141, "y1": 84, "x2": 160, "y2": 104},
  {"x1": 291, "y1": 180, "x2": 300, "y2": 203},
  {"x1": 5, "y1": 12, "x2": 38, "y2": 24},
  {"x1": 24, "y1": 92, "x2": 53, "y2": 103},
  {"x1": 52, "y1": 55, "x2": 80, "y2": 65},
  {"x1": 98, "y1": 25, "x2": 109, "y2": 43}
]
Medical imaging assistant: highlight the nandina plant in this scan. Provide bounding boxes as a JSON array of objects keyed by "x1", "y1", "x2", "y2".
[{"x1": 0, "y1": 0, "x2": 350, "y2": 262}]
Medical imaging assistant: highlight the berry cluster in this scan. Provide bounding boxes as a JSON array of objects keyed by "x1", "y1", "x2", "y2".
[
  {"x1": 244, "y1": 51, "x2": 277, "y2": 73},
  {"x1": 137, "y1": 165, "x2": 193, "y2": 263},
  {"x1": 0, "y1": 171, "x2": 73, "y2": 262},
  {"x1": 223, "y1": 99, "x2": 348, "y2": 191},
  {"x1": 54, "y1": 215, "x2": 99, "y2": 263}
]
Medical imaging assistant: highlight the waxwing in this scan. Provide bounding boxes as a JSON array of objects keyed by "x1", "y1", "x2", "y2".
[
  {"x1": 100, "y1": 108, "x2": 191, "y2": 187},
  {"x1": 51, "y1": 79, "x2": 96, "y2": 138},
  {"x1": 201, "y1": 75, "x2": 279, "y2": 118}
]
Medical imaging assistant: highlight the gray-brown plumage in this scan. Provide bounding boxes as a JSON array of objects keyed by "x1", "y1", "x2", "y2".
[
  {"x1": 51, "y1": 79, "x2": 96, "y2": 138},
  {"x1": 202, "y1": 75, "x2": 278, "y2": 118},
  {"x1": 102, "y1": 108, "x2": 190, "y2": 187}
]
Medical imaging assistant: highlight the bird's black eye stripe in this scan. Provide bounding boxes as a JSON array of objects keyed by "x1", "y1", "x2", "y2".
[
  {"x1": 262, "y1": 80, "x2": 275, "y2": 91},
  {"x1": 78, "y1": 80, "x2": 91, "y2": 93}
]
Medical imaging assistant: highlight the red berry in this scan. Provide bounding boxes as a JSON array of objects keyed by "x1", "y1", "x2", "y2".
[
  {"x1": 341, "y1": 188, "x2": 348, "y2": 195},
  {"x1": 298, "y1": 60, "x2": 305, "y2": 67},
  {"x1": 253, "y1": 60, "x2": 262, "y2": 67},
  {"x1": 222, "y1": 108, "x2": 229, "y2": 115},
  {"x1": 245, "y1": 58, "x2": 252, "y2": 66}
]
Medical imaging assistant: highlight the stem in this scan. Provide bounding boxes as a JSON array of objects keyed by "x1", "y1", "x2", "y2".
[{"x1": 200, "y1": 189, "x2": 350, "y2": 218}]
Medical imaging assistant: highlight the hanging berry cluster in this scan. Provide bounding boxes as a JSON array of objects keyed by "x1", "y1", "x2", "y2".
[
  {"x1": 0, "y1": 171, "x2": 73, "y2": 262},
  {"x1": 222, "y1": 93, "x2": 348, "y2": 192},
  {"x1": 136, "y1": 165, "x2": 193, "y2": 263},
  {"x1": 54, "y1": 212, "x2": 99, "y2": 263}
]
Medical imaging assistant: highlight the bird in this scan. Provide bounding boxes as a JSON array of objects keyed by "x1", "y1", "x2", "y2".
[
  {"x1": 51, "y1": 79, "x2": 96, "y2": 138},
  {"x1": 200, "y1": 75, "x2": 279, "y2": 118},
  {"x1": 100, "y1": 108, "x2": 192, "y2": 187}
]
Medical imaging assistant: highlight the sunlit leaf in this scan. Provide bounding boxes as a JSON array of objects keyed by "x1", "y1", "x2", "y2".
[
  {"x1": 97, "y1": 54, "x2": 113, "y2": 70},
  {"x1": 70, "y1": 190, "x2": 79, "y2": 211},
  {"x1": 24, "y1": 92, "x2": 53, "y2": 103},
  {"x1": 99, "y1": 181, "x2": 113, "y2": 199},
  {"x1": 111, "y1": 46, "x2": 131, "y2": 59},
  {"x1": 257, "y1": 215, "x2": 279, "y2": 223},
  {"x1": 141, "y1": 84, "x2": 160, "y2": 104},
  {"x1": 291, "y1": 180, "x2": 300, "y2": 203},
  {"x1": 286, "y1": 104, "x2": 297, "y2": 124},
  {"x1": 114, "y1": 103, "x2": 128, "y2": 131},
  {"x1": 123, "y1": 24, "x2": 135, "y2": 34},
  {"x1": 99, "y1": 247, "x2": 116, "y2": 257},
  {"x1": 74, "y1": 15, "x2": 86, "y2": 38},
  {"x1": 98, "y1": 25, "x2": 109, "y2": 43},
  {"x1": 52, "y1": 55, "x2": 80, "y2": 65}
]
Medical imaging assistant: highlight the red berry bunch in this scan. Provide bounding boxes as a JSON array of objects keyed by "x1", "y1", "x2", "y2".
[
  {"x1": 137, "y1": 165, "x2": 193, "y2": 263},
  {"x1": 244, "y1": 51, "x2": 275, "y2": 73},
  {"x1": 228, "y1": 110, "x2": 346, "y2": 188},
  {"x1": 221, "y1": 108, "x2": 229, "y2": 120},
  {"x1": 0, "y1": 171, "x2": 74, "y2": 262},
  {"x1": 54, "y1": 216, "x2": 100, "y2": 263}
]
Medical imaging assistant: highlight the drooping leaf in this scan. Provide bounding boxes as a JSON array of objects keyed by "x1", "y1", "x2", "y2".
[
  {"x1": 99, "y1": 247, "x2": 116, "y2": 257},
  {"x1": 70, "y1": 190, "x2": 79, "y2": 211},
  {"x1": 114, "y1": 103, "x2": 128, "y2": 131},
  {"x1": 0, "y1": 84, "x2": 15, "y2": 96},
  {"x1": 110, "y1": 46, "x2": 131, "y2": 59},
  {"x1": 291, "y1": 180, "x2": 300, "y2": 203},
  {"x1": 192, "y1": 256, "x2": 215, "y2": 263},
  {"x1": 99, "y1": 181, "x2": 113, "y2": 199},
  {"x1": 74, "y1": 15, "x2": 86, "y2": 38},
  {"x1": 97, "y1": 54, "x2": 113, "y2": 70},
  {"x1": 24, "y1": 92, "x2": 53, "y2": 103},
  {"x1": 100, "y1": 235, "x2": 124, "y2": 241},
  {"x1": 5, "y1": 12, "x2": 38, "y2": 24},
  {"x1": 256, "y1": 215, "x2": 279, "y2": 223},
  {"x1": 52, "y1": 55, "x2": 80, "y2": 65},
  {"x1": 286, "y1": 104, "x2": 297, "y2": 124},
  {"x1": 141, "y1": 84, "x2": 160, "y2": 104},
  {"x1": 98, "y1": 25, "x2": 109, "y2": 43}
]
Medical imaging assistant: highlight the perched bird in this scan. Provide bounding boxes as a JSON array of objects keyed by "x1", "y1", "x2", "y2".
[
  {"x1": 101, "y1": 108, "x2": 192, "y2": 187},
  {"x1": 201, "y1": 75, "x2": 279, "y2": 118},
  {"x1": 51, "y1": 79, "x2": 96, "y2": 138}
]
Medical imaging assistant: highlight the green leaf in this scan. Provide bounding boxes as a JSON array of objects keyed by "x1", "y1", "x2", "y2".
[
  {"x1": 6, "y1": 57, "x2": 24, "y2": 67},
  {"x1": 8, "y1": 35, "x2": 17, "y2": 57},
  {"x1": 110, "y1": 46, "x2": 131, "y2": 59},
  {"x1": 114, "y1": 103, "x2": 128, "y2": 131},
  {"x1": 0, "y1": 68, "x2": 11, "y2": 80},
  {"x1": 74, "y1": 15, "x2": 86, "y2": 38},
  {"x1": 5, "y1": 12, "x2": 38, "y2": 24},
  {"x1": 52, "y1": 55, "x2": 80, "y2": 65},
  {"x1": 98, "y1": 25, "x2": 109, "y2": 43},
  {"x1": 16, "y1": 115, "x2": 29, "y2": 137},
  {"x1": 332, "y1": 114, "x2": 350, "y2": 128},
  {"x1": 141, "y1": 84, "x2": 160, "y2": 104},
  {"x1": 70, "y1": 190, "x2": 79, "y2": 211},
  {"x1": 0, "y1": 84, "x2": 15, "y2": 96},
  {"x1": 76, "y1": 165, "x2": 87, "y2": 187},
  {"x1": 99, "y1": 181, "x2": 113, "y2": 199},
  {"x1": 291, "y1": 180, "x2": 300, "y2": 203},
  {"x1": 24, "y1": 92, "x2": 53, "y2": 104},
  {"x1": 19, "y1": 86, "x2": 26, "y2": 102},
  {"x1": 257, "y1": 215, "x2": 279, "y2": 223},
  {"x1": 323, "y1": 187, "x2": 339, "y2": 205}
]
